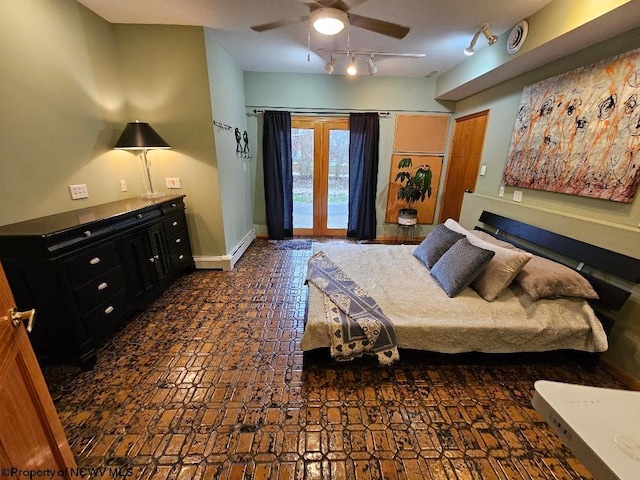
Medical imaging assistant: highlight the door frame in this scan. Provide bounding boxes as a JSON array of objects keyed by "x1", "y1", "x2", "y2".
[{"x1": 292, "y1": 116, "x2": 349, "y2": 237}]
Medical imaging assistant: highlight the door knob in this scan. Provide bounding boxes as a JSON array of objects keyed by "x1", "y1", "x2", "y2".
[{"x1": 10, "y1": 308, "x2": 36, "y2": 333}]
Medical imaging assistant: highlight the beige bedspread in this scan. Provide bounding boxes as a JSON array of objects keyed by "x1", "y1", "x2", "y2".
[{"x1": 301, "y1": 244, "x2": 608, "y2": 354}]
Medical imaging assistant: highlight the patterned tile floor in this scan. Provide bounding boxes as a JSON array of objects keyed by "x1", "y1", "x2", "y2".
[{"x1": 42, "y1": 238, "x2": 625, "y2": 479}]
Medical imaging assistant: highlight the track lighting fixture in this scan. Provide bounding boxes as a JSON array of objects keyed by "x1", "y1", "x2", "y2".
[
  {"x1": 347, "y1": 56, "x2": 358, "y2": 76},
  {"x1": 366, "y1": 55, "x2": 378, "y2": 76},
  {"x1": 464, "y1": 23, "x2": 499, "y2": 56},
  {"x1": 310, "y1": 7, "x2": 348, "y2": 35},
  {"x1": 319, "y1": 49, "x2": 425, "y2": 76}
]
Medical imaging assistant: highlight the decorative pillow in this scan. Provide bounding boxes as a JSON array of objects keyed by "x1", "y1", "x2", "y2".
[
  {"x1": 413, "y1": 224, "x2": 466, "y2": 268},
  {"x1": 515, "y1": 255, "x2": 600, "y2": 300},
  {"x1": 444, "y1": 219, "x2": 533, "y2": 301},
  {"x1": 470, "y1": 230, "x2": 516, "y2": 250},
  {"x1": 430, "y1": 238, "x2": 495, "y2": 298}
]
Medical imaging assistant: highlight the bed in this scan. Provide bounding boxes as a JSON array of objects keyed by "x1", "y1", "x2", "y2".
[{"x1": 301, "y1": 212, "x2": 640, "y2": 365}]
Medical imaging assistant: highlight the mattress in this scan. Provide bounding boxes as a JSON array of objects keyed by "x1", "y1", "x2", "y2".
[{"x1": 301, "y1": 244, "x2": 608, "y2": 354}]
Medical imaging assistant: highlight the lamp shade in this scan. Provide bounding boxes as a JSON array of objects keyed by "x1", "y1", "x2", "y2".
[{"x1": 114, "y1": 121, "x2": 170, "y2": 150}]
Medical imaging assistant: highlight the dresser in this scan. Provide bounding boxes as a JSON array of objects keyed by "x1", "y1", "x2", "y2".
[{"x1": 0, "y1": 195, "x2": 194, "y2": 368}]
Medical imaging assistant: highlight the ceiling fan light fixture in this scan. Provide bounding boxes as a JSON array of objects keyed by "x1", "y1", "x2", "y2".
[
  {"x1": 347, "y1": 56, "x2": 358, "y2": 76},
  {"x1": 311, "y1": 7, "x2": 348, "y2": 35}
]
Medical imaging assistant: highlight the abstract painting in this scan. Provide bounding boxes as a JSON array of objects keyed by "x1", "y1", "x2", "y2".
[{"x1": 503, "y1": 47, "x2": 640, "y2": 202}]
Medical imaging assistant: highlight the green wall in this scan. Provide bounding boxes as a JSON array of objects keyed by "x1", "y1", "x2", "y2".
[
  {"x1": 244, "y1": 72, "x2": 455, "y2": 238},
  {"x1": 204, "y1": 29, "x2": 254, "y2": 252},
  {"x1": 454, "y1": 27, "x2": 640, "y2": 381},
  {"x1": 0, "y1": 0, "x2": 128, "y2": 224}
]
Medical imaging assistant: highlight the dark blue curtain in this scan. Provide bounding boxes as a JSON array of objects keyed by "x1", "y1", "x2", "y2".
[
  {"x1": 262, "y1": 111, "x2": 293, "y2": 239},
  {"x1": 348, "y1": 113, "x2": 380, "y2": 240}
]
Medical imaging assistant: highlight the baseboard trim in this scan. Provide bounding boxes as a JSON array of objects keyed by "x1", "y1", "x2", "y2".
[
  {"x1": 194, "y1": 229, "x2": 256, "y2": 271},
  {"x1": 600, "y1": 359, "x2": 640, "y2": 391}
]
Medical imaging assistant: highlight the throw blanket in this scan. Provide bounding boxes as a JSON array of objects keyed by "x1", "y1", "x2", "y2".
[{"x1": 305, "y1": 251, "x2": 400, "y2": 365}]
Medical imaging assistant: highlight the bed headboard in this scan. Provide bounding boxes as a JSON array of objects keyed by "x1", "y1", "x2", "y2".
[{"x1": 475, "y1": 211, "x2": 640, "y2": 313}]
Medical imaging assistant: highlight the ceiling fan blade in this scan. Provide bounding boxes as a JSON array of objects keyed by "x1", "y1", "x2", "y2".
[
  {"x1": 250, "y1": 15, "x2": 310, "y2": 32},
  {"x1": 348, "y1": 13, "x2": 410, "y2": 39}
]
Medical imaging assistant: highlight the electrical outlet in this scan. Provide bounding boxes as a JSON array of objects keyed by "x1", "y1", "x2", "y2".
[
  {"x1": 499, "y1": 186, "x2": 505, "y2": 197},
  {"x1": 480, "y1": 165, "x2": 487, "y2": 176},
  {"x1": 120, "y1": 180, "x2": 127, "y2": 192},
  {"x1": 69, "y1": 184, "x2": 88, "y2": 200},
  {"x1": 513, "y1": 190, "x2": 523, "y2": 202},
  {"x1": 165, "y1": 177, "x2": 182, "y2": 189}
]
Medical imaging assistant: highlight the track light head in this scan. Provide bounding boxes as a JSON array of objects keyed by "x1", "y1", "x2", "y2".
[
  {"x1": 347, "y1": 56, "x2": 358, "y2": 76},
  {"x1": 366, "y1": 55, "x2": 378, "y2": 76},
  {"x1": 481, "y1": 24, "x2": 498, "y2": 45},
  {"x1": 324, "y1": 56, "x2": 336, "y2": 74},
  {"x1": 464, "y1": 29, "x2": 480, "y2": 56}
]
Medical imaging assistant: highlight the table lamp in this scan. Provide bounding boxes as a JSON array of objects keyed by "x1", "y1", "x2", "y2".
[{"x1": 114, "y1": 121, "x2": 171, "y2": 198}]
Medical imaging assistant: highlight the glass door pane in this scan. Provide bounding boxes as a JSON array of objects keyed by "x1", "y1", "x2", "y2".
[
  {"x1": 291, "y1": 127, "x2": 314, "y2": 230},
  {"x1": 326, "y1": 128, "x2": 349, "y2": 230}
]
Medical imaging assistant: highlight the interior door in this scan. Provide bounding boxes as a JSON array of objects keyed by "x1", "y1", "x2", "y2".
[
  {"x1": 438, "y1": 110, "x2": 489, "y2": 222},
  {"x1": 0, "y1": 261, "x2": 76, "y2": 475},
  {"x1": 292, "y1": 117, "x2": 349, "y2": 236}
]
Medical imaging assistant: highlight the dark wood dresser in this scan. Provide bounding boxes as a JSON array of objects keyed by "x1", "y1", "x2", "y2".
[{"x1": 0, "y1": 195, "x2": 194, "y2": 368}]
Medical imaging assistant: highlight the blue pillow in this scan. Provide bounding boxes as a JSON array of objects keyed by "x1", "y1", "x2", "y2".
[
  {"x1": 413, "y1": 224, "x2": 466, "y2": 268},
  {"x1": 430, "y1": 238, "x2": 495, "y2": 298}
]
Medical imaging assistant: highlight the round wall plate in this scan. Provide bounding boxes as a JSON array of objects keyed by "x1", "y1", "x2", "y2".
[{"x1": 507, "y1": 20, "x2": 529, "y2": 55}]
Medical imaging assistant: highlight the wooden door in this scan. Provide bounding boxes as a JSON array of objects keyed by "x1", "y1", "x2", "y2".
[
  {"x1": 438, "y1": 110, "x2": 489, "y2": 222},
  {"x1": 292, "y1": 117, "x2": 349, "y2": 237},
  {"x1": 0, "y1": 261, "x2": 76, "y2": 475}
]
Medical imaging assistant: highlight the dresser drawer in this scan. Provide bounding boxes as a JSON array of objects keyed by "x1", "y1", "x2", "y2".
[
  {"x1": 81, "y1": 290, "x2": 130, "y2": 337},
  {"x1": 161, "y1": 199, "x2": 185, "y2": 215},
  {"x1": 46, "y1": 222, "x2": 112, "y2": 255},
  {"x1": 167, "y1": 230, "x2": 189, "y2": 254},
  {"x1": 64, "y1": 242, "x2": 119, "y2": 286},
  {"x1": 163, "y1": 214, "x2": 187, "y2": 237},
  {"x1": 73, "y1": 266, "x2": 126, "y2": 314},
  {"x1": 170, "y1": 247, "x2": 193, "y2": 272},
  {"x1": 111, "y1": 206, "x2": 162, "y2": 232}
]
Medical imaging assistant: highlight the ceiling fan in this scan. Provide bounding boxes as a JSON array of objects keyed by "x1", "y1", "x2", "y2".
[{"x1": 250, "y1": 0, "x2": 410, "y2": 39}]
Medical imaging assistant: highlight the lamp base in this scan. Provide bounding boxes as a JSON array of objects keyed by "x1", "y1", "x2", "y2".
[{"x1": 140, "y1": 191, "x2": 165, "y2": 199}]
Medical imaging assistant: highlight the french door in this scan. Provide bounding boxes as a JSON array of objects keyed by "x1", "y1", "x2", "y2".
[{"x1": 292, "y1": 117, "x2": 349, "y2": 236}]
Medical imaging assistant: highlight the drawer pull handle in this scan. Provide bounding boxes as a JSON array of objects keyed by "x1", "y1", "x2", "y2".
[
  {"x1": 179, "y1": 254, "x2": 184, "y2": 260},
  {"x1": 171, "y1": 203, "x2": 177, "y2": 208},
  {"x1": 175, "y1": 238, "x2": 181, "y2": 244},
  {"x1": 172, "y1": 221, "x2": 178, "y2": 227},
  {"x1": 97, "y1": 282, "x2": 108, "y2": 291},
  {"x1": 89, "y1": 257, "x2": 101, "y2": 265},
  {"x1": 83, "y1": 230, "x2": 92, "y2": 237},
  {"x1": 149, "y1": 257, "x2": 155, "y2": 263},
  {"x1": 136, "y1": 214, "x2": 143, "y2": 219},
  {"x1": 104, "y1": 306, "x2": 114, "y2": 315}
]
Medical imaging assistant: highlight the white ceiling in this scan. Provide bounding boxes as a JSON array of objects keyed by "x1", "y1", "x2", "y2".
[{"x1": 75, "y1": 0, "x2": 557, "y2": 78}]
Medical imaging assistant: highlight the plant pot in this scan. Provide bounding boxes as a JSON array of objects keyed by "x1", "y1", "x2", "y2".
[{"x1": 398, "y1": 208, "x2": 418, "y2": 226}]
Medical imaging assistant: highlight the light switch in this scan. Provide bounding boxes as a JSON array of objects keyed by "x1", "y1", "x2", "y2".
[
  {"x1": 480, "y1": 165, "x2": 487, "y2": 176},
  {"x1": 69, "y1": 184, "x2": 88, "y2": 200},
  {"x1": 513, "y1": 190, "x2": 523, "y2": 202}
]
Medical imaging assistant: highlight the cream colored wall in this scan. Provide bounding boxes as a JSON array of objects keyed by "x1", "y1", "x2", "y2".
[
  {"x1": 243, "y1": 72, "x2": 455, "y2": 238},
  {"x1": 111, "y1": 24, "x2": 226, "y2": 257},
  {"x1": 0, "y1": 0, "x2": 130, "y2": 225},
  {"x1": 455, "y1": 27, "x2": 640, "y2": 382}
]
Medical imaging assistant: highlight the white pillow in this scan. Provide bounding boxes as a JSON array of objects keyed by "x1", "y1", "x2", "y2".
[{"x1": 444, "y1": 219, "x2": 533, "y2": 301}]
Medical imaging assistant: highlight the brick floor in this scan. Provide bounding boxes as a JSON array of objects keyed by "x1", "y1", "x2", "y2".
[{"x1": 42, "y1": 238, "x2": 623, "y2": 479}]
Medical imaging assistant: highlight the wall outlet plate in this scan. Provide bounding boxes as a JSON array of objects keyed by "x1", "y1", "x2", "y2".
[
  {"x1": 513, "y1": 190, "x2": 523, "y2": 202},
  {"x1": 165, "y1": 177, "x2": 182, "y2": 189},
  {"x1": 499, "y1": 186, "x2": 505, "y2": 197},
  {"x1": 120, "y1": 180, "x2": 127, "y2": 192},
  {"x1": 480, "y1": 165, "x2": 487, "y2": 176},
  {"x1": 69, "y1": 184, "x2": 88, "y2": 200}
]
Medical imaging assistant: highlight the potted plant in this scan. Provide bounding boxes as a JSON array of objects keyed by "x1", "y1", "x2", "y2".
[{"x1": 395, "y1": 157, "x2": 432, "y2": 225}]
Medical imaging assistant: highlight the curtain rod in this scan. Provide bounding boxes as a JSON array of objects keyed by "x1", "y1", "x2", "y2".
[{"x1": 252, "y1": 109, "x2": 390, "y2": 117}]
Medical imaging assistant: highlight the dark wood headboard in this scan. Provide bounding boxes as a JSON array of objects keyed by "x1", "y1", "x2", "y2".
[{"x1": 475, "y1": 211, "x2": 640, "y2": 313}]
